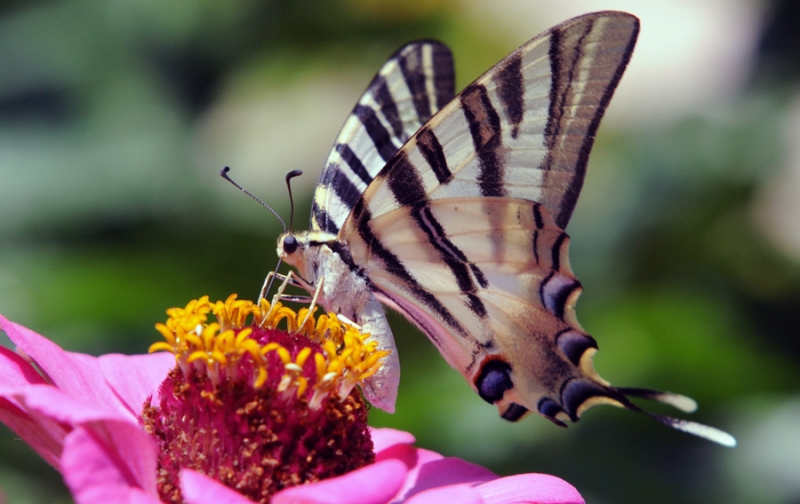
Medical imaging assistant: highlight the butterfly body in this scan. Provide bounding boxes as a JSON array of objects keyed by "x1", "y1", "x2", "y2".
[
  {"x1": 278, "y1": 229, "x2": 401, "y2": 412},
  {"x1": 273, "y1": 11, "x2": 737, "y2": 445}
]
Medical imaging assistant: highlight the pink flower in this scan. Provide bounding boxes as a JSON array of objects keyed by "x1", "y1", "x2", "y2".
[
  {"x1": 270, "y1": 428, "x2": 584, "y2": 504},
  {"x1": 0, "y1": 308, "x2": 584, "y2": 504}
]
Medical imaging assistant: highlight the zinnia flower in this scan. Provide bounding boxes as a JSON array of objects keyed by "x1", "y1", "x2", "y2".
[{"x1": 0, "y1": 296, "x2": 584, "y2": 503}]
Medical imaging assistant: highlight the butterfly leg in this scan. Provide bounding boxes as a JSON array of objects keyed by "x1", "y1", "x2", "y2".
[
  {"x1": 279, "y1": 295, "x2": 313, "y2": 303},
  {"x1": 259, "y1": 271, "x2": 299, "y2": 326},
  {"x1": 259, "y1": 271, "x2": 304, "y2": 303},
  {"x1": 295, "y1": 276, "x2": 324, "y2": 333},
  {"x1": 258, "y1": 271, "x2": 276, "y2": 303}
]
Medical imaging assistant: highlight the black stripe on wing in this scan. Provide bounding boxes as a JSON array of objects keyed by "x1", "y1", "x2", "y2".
[
  {"x1": 398, "y1": 47, "x2": 433, "y2": 122},
  {"x1": 354, "y1": 104, "x2": 398, "y2": 163},
  {"x1": 335, "y1": 143, "x2": 373, "y2": 186},
  {"x1": 350, "y1": 196, "x2": 468, "y2": 338},
  {"x1": 460, "y1": 84, "x2": 506, "y2": 198},
  {"x1": 417, "y1": 126, "x2": 453, "y2": 184},
  {"x1": 384, "y1": 152, "x2": 489, "y2": 320},
  {"x1": 311, "y1": 41, "x2": 456, "y2": 233},
  {"x1": 374, "y1": 79, "x2": 404, "y2": 139},
  {"x1": 542, "y1": 14, "x2": 640, "y2": 229},
  {"x1": 493, "y1": 52, "x2": 525, "y2": 139},
  {"x1": 555, "y1": 23, "x2": 638, "y2": 229}
]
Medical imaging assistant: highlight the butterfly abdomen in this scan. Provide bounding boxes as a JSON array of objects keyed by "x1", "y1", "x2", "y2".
[{"x1": 279, "y1": 232, "x2": 402, "y2": 412}]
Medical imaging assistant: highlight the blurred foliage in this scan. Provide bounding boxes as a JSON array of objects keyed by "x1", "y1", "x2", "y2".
[{"x1": 2, "y1": 1, "x2": 800, "y2": 503}]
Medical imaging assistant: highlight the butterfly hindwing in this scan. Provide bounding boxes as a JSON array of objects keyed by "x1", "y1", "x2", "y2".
[
  {"x1": 311, "y1": 41, "x2": 455, "y2": 235},
  {"x1": 345, "y1": 196, "x2": 610, "y2": 422},
  {"x1": 338, "y1": 11, "x2": 638, "y2": 422}
]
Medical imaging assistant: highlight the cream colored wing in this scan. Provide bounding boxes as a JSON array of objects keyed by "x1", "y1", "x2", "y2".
[
  {"x1": 311, "y1": 41, "x2": 455, "y2": 234},
  {"x1": 345, "y1": 196, "x2": 603, "y2": 423},
  {"x1": 344, "y1": 197, "x2": 736, "y2": 446},
  {"x1": 336, "y1": 11, "x2": 736, "y2": 445},
  {"x1": 358, "y1": 11, "x2": 639, "y2": 232},
  {"x1": 338, "y1": 10, "x2": 639, "y2": 422}
]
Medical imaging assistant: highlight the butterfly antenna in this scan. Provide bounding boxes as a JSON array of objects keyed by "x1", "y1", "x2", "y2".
[
  {"x1": 262, "y1": 171, "x2": 302, "y2": 301},
  {"x1": 285, "y1": 169, "x2": 303, "y2": 231},
  {"x1": 220, "y1": 166, "x2": 287, "y2": 232}
]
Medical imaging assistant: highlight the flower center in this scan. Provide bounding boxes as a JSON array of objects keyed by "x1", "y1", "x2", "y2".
[{"x1": 143, "y1": 295, "x2": 387, "y2": 503}]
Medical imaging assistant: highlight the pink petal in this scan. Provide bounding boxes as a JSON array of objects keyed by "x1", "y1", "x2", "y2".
[
  {"x1": 376, "y1": 444, "x2": 442, "y2": 467},
  {"x1": 0, "y1": 315, "x2": 131, "y2": 419},
  {"x1": 403, "y1": 484, "x2": 483, "y2": 504},
  {"x1": 23, "y1": 384, "x2": 132, "y2": 425},
  {"x1": 475, "y1": 474, "x2": 584, "y2": 504},
  {"x1": 409, "y1": 455, "x2": 496, "y2": 487},
  {"x1": 180, "y1": 469, "x2": 257, "y2": 504},
  {"x1": 390, "y1": 448, "x2": 496, "y2": 503},
  {"x1": 0, "y1": 345, "x2": 47, "y2": 417},
  {"x1": 0, "y1": 392, "x2": 64, "y2": 468},
  {"x1": 0, "y1": 345, "x2": 47, "y2": 387},
  {"x1": 271, "y1": 459, "x2": 409, "y2": 504},
  {"x1": 370, "y1": 427, "x2": 416, "y2": 454},
  {"x1": 0, "y1": 382, "x2": 142, "y2": 469},
  {"x1": 99, "y1": 352, "x2": 174, "y2": 417},
  {"x1": 62, "y1": 423, "x2": 159, "y2": 504}
]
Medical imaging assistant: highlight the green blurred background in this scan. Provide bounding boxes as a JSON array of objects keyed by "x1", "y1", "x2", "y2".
[{"x1": 1, "y1": 0, "x2": 799, "y2": 502}]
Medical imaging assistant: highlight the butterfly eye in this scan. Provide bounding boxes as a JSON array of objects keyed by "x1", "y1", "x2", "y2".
[{"x1": 283, "y1": 235, "x2": 298, "y2": 254}]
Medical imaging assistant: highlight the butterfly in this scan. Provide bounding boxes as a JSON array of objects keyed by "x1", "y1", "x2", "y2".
[{"x1": 272, "y1": 11, "x2": 735, "y2": 446}]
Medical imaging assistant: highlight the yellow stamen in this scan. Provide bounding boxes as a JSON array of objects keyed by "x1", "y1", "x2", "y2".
[
  {"x1": 213, "y1": 294, "x2": 258, "y2": 331},
  {"x1": 150, "y1": 295, "x2": 391, "y2": 405}
]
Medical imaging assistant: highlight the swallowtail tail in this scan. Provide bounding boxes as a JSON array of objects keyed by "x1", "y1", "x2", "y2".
[{"x1": 272, "y1": 11, "x2": 735, "y2": 446}]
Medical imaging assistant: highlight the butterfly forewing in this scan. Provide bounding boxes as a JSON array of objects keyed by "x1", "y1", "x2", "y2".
[
  {"x1": 311, "y1": 41, "x2": 455, "y2": 235},
  {"x1": 353, "y1": 12, "x2": 638, "y2": 230},
  {"x1": 339, "y1": 11, "x2": 638, "y2": 422}
]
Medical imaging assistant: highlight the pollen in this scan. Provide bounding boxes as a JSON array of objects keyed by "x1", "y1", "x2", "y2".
[
  {"x1": 149, "y1": 294, "x2": 389, "y2": 400},
  {"x1": 144, "y1": 295, "x2": 383, "y2": 502}
]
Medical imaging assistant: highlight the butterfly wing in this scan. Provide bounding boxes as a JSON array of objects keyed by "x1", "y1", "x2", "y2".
[
  {"x1": 345, "y1": 195, "x2": 737, "y2": 447},
  {"x1": 349, "y1": 197, "x2": 602, "y2": 422},
  {"x1": 311, "y1": 41, "x2": 456, "y2": 234},
  {"x1": 353, "y1": 11, "x2": 638, "y2": 231},
  {"x1": 338, "y1": 11, "x2": 639, "y2": 423}
]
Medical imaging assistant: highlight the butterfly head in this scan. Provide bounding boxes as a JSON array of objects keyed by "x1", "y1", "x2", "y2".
[
  {"x1": 275, "y1": 228, "x2": 315, "y2": 265},
  {"x1": 278, "y1": 229, "x2": 337, "y2": 257},
  {"x1": 281, "y1": 233, "x2": 299, "y2": 255},
  {"x1": 277, "y1": 231, "x2": 305, "y2": 266},
  {"x1": 275, "y1": 231, "x2": 309, "y2": 288},
  {"x1": 277, "y1": 229, "x2": 340, "y2": 282}
]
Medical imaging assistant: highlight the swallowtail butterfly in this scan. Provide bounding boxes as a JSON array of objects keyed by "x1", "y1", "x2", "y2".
[{"x1": 273, "y1": 11, "x2": 735, "y2": 446}]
